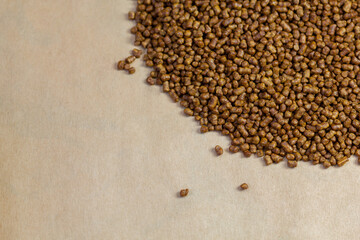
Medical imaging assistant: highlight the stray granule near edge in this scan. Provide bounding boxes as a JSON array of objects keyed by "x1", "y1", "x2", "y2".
[
  {"x1": 240, "y1": 183, "x2": 248, "y2": 190},
  {"x1": 215, "y1": 145, "x2": 223, "y2": 156},
  {"x1": 179, "y1": 189, "x2": 189, "y2": 197}
]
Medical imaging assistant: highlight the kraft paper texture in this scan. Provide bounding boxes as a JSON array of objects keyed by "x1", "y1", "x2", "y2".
[{"x1": 1, "y1": 1, "x2": 359, "y2": 239}]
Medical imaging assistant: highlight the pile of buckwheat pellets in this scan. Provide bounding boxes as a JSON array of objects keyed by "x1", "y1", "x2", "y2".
[{"x1": 125, "y1": 0, "x2": 360, "y2": 168}]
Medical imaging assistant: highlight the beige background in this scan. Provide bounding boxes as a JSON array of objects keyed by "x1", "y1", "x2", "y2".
[{"x1": 0, "y1": 0, "x2": 360, "y2": 239}]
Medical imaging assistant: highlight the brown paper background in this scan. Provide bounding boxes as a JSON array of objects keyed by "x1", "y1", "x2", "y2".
[{"x1": 0, "y1": 1, "x2": 360, "y2": 239}]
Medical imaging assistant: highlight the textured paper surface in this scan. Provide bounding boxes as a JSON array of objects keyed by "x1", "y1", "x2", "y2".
[{"x1": 1, "y1": 1, "x2": 360, "y2": 239}]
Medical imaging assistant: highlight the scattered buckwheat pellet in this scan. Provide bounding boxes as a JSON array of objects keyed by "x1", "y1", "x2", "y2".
[
  {"x1": 132, "y1": 48, "x2": 143, "y2": 58},
  {"x1": 243, "y1": 150, "x2": 252, "y2": 158},
  {"x1": 240, "y1": 183, "x2": 248, "y2": 190},
  {"x1": 124, "y1": 63, "x2": 130, "y2": 70},
  {"x1": 128, "y1": 11, "x2": 135, "y2": 20},
  {"x1": 343, "y1": 2, "x2": 352, "y2": 13},
  {"x1": 287, "y1": 160, "x2": 298, "y2": 168},
  {"x1": 215, "y1": 145, "x2": 223, "y2": 156},
  {"x1": 323, "y1": 161, "x2": 331, "y2": 169},
  {"x1": 146, "y1": 76, "x2": 155, "y2": 85},
  {"x1": 337, "y1": 156, "x2": 349, "y2": 167},
  {"x1": 184, "y1": 108, "x2": 193, "y2": 116},
  {"x1": 179, "y1": 189, "x2": 189, "y2": 197},
  {"x1": 125, "y1": 56, "x2": 136, "y2": 64},
  {"x1": 117, "y1": 60, "x2": 125, "y2": 70},
  {"x1": 128, "y1": 67, "x2": 135, "y2": 74},
  {"x1": 200, "y1": 125, "x2": 209, "y2": 133},
  {"x1": 126, "y1": 0, "x2": 360, "y2": 168},
  {"x1": 264, "y1": 155, "x2": 273, "y2": 166},
  {"x1": 229, "y1": 145, "x2": 240, "y2": 153}
]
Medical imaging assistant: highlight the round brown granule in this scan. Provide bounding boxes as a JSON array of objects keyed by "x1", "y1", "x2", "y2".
[
  {"x1": 215, "y1": 145, "x2": 223, "y2": 156},
  {"x1": 123, "y1": 64, "x2": 131, "y2": 70},
  {"x1": 243, "y1": 150, "x2": 252, "y2": 158},
  {"x1": 128, "y1": 67, "x2": 136, "y2": 74},
  {"x1": 323, "y1": 161, "x2": 331, "y2": 169},
  {"x1": 200, "y1": 125, "x2": 208, "y2": 133},
  {"x1": 146, "y1": 76, "x2": 155, "y2": 85},
  {"x1": 117, "y1": 60, "x2": 125, "y2": 70},
  {"x1": 128, "y1": 11, "x2": 135, "y2": 20},
  {"x1": 229, "y1": 145, "x2": 240, "y2": 153},
  {"x1": 132, "y1": 48, "x2": 143, "y2": 58},
  {"x1": 125, "y1": 56, "x2": 136, "y2": 64},
  {"x1": 179, "y1": 189, "x2": 189, "y2": 197},
  {"x1": 287, "y1": 160, "x2": 298, "y2": 168},
  {"x1": 240, "y1": 183, "x2": 248, "y2": 190}
]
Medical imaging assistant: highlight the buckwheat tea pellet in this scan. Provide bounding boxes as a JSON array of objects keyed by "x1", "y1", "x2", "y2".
[
  {"x1": 132, "y1": 48, "x2": 143, "y2": 58},
  {"x1": 179, "y1": 189, "x2": 189, "y2": 197},
  {"x1": 125, "y1": 55, "x2": 136, "y2": 64},
  {"x1": 240, "y1": 183, "x2": 248, "y2": 190},
  {"x1": 126, "y1": 0, "x2": 360, "y2": 168},
  {"x1": 215, "y1": 145, "x2": 224, "y2": 155},
  {"x1": 128, "y1": 67, "x2": 136, "y2": 74}
]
